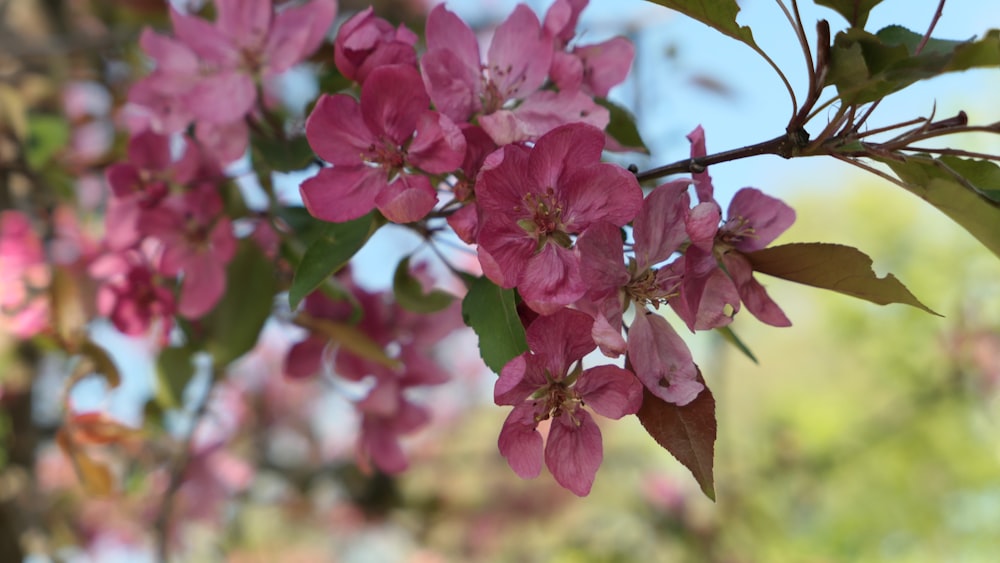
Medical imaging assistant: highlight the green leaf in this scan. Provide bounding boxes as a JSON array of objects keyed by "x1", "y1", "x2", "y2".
[
  {"x1": 202, "y1": 240, "x2": 279, "y2": 366},
  {"x1": 815, "y1": 0, "x2": 884, "y2": 28},
  {"x1": 298, "y1": 316, "x2": 400, "y2": 370},
  {"x1": 877, "y1": 154, "x2": 1000, "y2": 259},
  {"x1": 251, "y1": 135, "x2": 316, "y2": 172},
  {"x1": 715, "y1": 325, "x2": 758, "y2": 364},
  {"x1": 26, "y1": 114, "x2": 69, "y2": 168},
  {"x1": 643, "y1": 0, "x2": 757, "y2": 49},
  {"x1": 746, "y1": 243, "x2": 939, "y2": 315},
  {"x1": 393, "y1": 256, "x2": 455, "y2": 313},
  {"x1": 155, "y1": 346, "x2": 197, "y2": 409},
  {"x1": 936, "y1": 156, "x2": 1000, "y2": 203},
  {"x1": 826, "y1": 27, "x2": 1000, "y2": 105},
  {"x1": 596, "y1": 98, "x2": 649, "y2": 154},
  {"x1": 636, "y1": 377, "x2": 717, "y2": 501},
  {"x1": 460, "y1": 276, "x2": 527, "y2": 374},
  {"x1": 289, "y1": 212, "x2": 379, "y2": 309}
]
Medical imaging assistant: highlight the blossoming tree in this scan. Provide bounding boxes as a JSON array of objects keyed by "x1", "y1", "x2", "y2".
[{"x1": 1, "y1": 0, "x2": 998, "y2": 559}]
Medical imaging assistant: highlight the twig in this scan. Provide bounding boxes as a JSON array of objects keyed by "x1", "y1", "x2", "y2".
[{"x1": 633, "y1": 132, "x2": 806, "y2": 183}]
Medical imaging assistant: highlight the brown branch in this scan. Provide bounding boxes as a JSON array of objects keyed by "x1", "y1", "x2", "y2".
[{"x1": 633, "y1": 131, "x2": 810, "y2": 183}]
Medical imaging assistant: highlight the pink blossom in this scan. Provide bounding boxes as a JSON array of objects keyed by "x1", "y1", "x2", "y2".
[
  {"x1": 142, "y1": 185, "x2": 236, "y2": 319},
  {"x1": 301, "y1": 64, "x2": 466, "y2": 224},
  {"x1": 475, "y1": 123, "x2": 642, "y2": 314},
  {"x1": 0, "y1": 211, "x2": 49, "y2": 338},
  {"x1": 92, "y1": 250, "x2": 176, "y2": 337},
  {"x1": 495, "y1": 308, "x2": 642, "y2": 496},
  {"x1": 421, "y1": 4, "x2": 608, "y2": 145},
  {"x1": 545, "y1": 0, "x2": 635, "y2": 98},
  {"x1": 334, "y1": 7, "x2": 419, "y2": 84}
]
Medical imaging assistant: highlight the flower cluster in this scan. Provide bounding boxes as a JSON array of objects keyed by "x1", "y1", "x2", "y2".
[{"x1": 295, "y1": 0, "x2": 796, "y2": 495}]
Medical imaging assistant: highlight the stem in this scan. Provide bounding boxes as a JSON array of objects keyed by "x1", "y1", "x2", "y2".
[
  {"x1": 752, "y1": 44, "x2": 799, "y2": 117},
  {"x1": 915, "y1": 0, "x2": 947, "y2": 55},
  {"x1": 634, "y1": 133, "x2": 805, "y2": 183}
]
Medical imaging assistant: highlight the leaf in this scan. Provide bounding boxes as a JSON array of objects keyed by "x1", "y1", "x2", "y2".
[
  {"x1": 393, "y1": 256, "x2": 455, "y2": 313},
  {"x1": 643, "y1": 0, "x2": 757, "y2": 49},
  {"x1": 715, "y1": 325, "x2": 758, "y2": 364},
  {"x1": 746, "y1": 243, "x2": 939, "y2": 315},
  {"x1": 878, "y1": 154, "x2": 1000, "y2": 259},
  {"x1": 636, "y1": 378, "x2": 717, "y2": 501},
  {"x1": 201, "y1": 240, "x2": 279, "y2": 366},
  {"x1": 155, "y1": 345, "x2": 197, "y2": 409},
  {"x1": 289, "y1": 212, "x2": 379, "y2": 310},
  {"x1": 826, "y1": 27, "x2": 1000, "y2": 105},
  {"x1": 251, "y1": 135, "x2": 316, "y2": 172},
  {"x1": 596, "y1": 98, "x2": 649, "y2": 154},
  {"x1": 815, "y1": 0, "x2": 884, "y2": 27},
  {"x1": 460, "y1": 276, "x2": 527, "y2": 374},
  {"x1": 936, "y1": 156, "x2": 1000, "y2": 203},
  {"x1": 57, "y1": 429, "x2": 114, "y2": 496},
  {"x1": 26, "y1": 114, "x2": 69, "y2": 168},
  {"x1": 51, "y1": 266, "x2": 89, "y2": 348},
  {"x1": 78, "y1": 340, "x2": 122, "y2": 389},
  {"x1": 68, "y1": 412, "x2": 141, "y2": 445}
]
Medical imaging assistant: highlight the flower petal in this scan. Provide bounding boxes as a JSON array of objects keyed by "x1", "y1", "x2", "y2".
[
  {"x1": 545, "y1": 410, "x2": 602, "y2": 496},
  {"x1": 300, "y1": 166, "x2": 384, "y2": 223},
  {"x1": 575, "y1": 365, "x2": 643, "y2": 419},
  {"x1": 374, "y1": 174, "x2": 437, "y2": 224},
  {"x1": 498, "y1": 403, "x2": 545, "y2": 479},
  {"x1": 627, "y1": 311, "x2": 702, "y2": 405}
]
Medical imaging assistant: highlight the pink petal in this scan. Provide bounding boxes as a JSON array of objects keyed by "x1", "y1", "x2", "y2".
[
  {"x1": 374, "y1": 174, "x2": 437, "y2": 224},
  {"x1": 543, "y1": 0, "x2": 588, "y2": 45},
  {"x1": 284, "y1": 337, "x2": 327, "y2": 379},
  {"x1": 574, "y1": 37, "x2": 635, "y2": 97},
  {"x1": 407, "y1": 111, "x2": 466, "y2": 175},
  {"x1": 185, "y1": 71, "x2": 256, "y2": 124},
  {"x1": 300, "y1": 166, "x2": 384, "y2": 223},
  {"x1": 545, "y1": 410, "x2": 602, "y2": 496},
  {"x1": 425, "y1": 5, "x2": 480, "y2": 68},
  {"x1": 421, "y1": 48, "x2": 482, "y2": 124},
  {"x1": 686, "y1": 125, "x2": 715, "y2": 203},
  {"x1": 524, "y1": 308, "x2": 595, "y2": 378},
  {"x1": 195, "y1": 120, "x2": 249, "y2": 165},
  {"x1": 520, "y1": 244, "x2": 587, "y2": 315},
  {"x1": 726, "y1": 188, "x2": 796, "y2": 252},
  {"x1": 560, "y1": 163, "x2": 643, "y2": 229},
  {"x1": 550, "y1": 51, "x2": 584, "y2": 93},
  {"x1": 482, "y1": 91, "x2": 608, "y2": 145},
  {"x1": 138, "y1": 29, "x2": 198, "y2": 77},
  {"x1": 575, "y1": 365, "x2": 643, "y2": 419},
  {"x1": 498, "y1": 402, "x2": 544, "y2": 479},
  {"x1": 475, "y1": 144, "x2": 533, "y2": 215},
  {"x1": 265, "y1": 0, "x2": 337, "y2": 74},
  {"x1": 627, "y1": 311, "x2": 702, "y2": 405},
  {"x1": 178, "y1": 252, "x2": 227, "y2": 318},
  {"x1": 169, "y1": 8, "x2": 239, "y2": 65},
  {"x1": 634, "y1": 180, "x2": 691, "y2": 270},
  {"x1": 446, "y1": 203, "x2": 479, "y2": 244},
  {"x1": 528, "y1": 122, "x2": 605, "y2": 192},
  {"x1": 306, "y1": 94, "x2": 373, "y2": 166},
  {"x1": 215, "y1": 0, "x2": 272, "y2": 49},
  {"x1": 487, "y1": 5, "x2": 551, "y2": 99},
  {"x1": 127, "y1": 130, "x2": 172, "y2": 172},
  {"x1": 722, "y1": 252, "x2": 791, "y2": 327},
  {"x1": 577, "y1": 221, "x2": 628, "y2": 297},
  {"x1": 686, "y1": 201, "x2": 721, "y2": 249},
  {"x1": 360, "y1": 65, "x2": 428, "y2": 145}
]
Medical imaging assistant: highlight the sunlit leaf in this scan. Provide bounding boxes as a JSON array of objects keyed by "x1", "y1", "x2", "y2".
[
  {"x1": 461, "y1": 276, "x2": 527, "y2": 374},
  {"x1": 936, "y1": 156, "x2": 1000, "y2": 203},
  {"x1": 393, "y1": 256, "x2": 455, "y2": 313},
  {"x1": 815, "y1": 0, "x2": 884, "y2": 27},
  {"x1": 636, "y1": 378, "x2": 717, "y2": 501},
  {"x1": 289, "y1": 212, "x2": 379, "y2": 309},
  {"x1": 826, "y1": 27, "x2": 1000, "y2": 105},
  {"x1": 746, "y1": 243, "x2": 939, "y2": 315},
  {"x1": 596, "y1": 98, "x2": 649, "y2": 154},
  {"x1": 644, "y1": 0, "x2": 757, "y2": 49},
  {"x1": 879, "y1": 154, "x2": 1000, "y2": 259}
]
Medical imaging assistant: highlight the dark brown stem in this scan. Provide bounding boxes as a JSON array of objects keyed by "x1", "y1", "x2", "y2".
[
  {"x1": 633, "y1": 131, "x2": 810, "y2": 183},
  {"x1": 915, "y1": 0, "x2": 947, "y2": 55}
]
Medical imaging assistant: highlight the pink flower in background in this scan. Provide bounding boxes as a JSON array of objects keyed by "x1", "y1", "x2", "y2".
[
  {"x1": 142, "y1": 185, "x2": 236, "y2": 319},
  {"x1": 302, "y1": 64, "x2": 466, "y2": 224},
  {"x1": 0, "y1": 211, "x2": 49, "y2": 338},
  {"x1": 421, "y1": 4, "x2": 608, "y2": 145},
  {"x1": 495, "y1": 308, "x2": 642, "y2": 496},
  {"x1": 545, "y1": 0, "x2": 635, "y2": 99},
  {"x1": 334, "y1": 7, "x2": 418, "y2": 84},
  {"x1": 475, "y1": 123, "x2": 642, "y2": 313},
  {"x1": 92, "y1": 250, "x2": 176, "y2": 337}
]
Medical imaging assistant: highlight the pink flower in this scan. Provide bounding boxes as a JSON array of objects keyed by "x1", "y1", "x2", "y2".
[
  {"x1": 545, "y1": 0, "x2": 635, "y2": 98},
  {"x1": 495, "y1": 308, "x2": 642, "y2": 496},
  {"x1": 421, "y1": 4, "x2": 608, "y2": 145},
  {"x1": 142, "y1": 185, "x2": 236, "y2": 319},
  {"x1": 475, "y1": 123, "x2": 642, "y2": 314},
  {"x1": 301, "y1": 64, "x2": 466, "y2": 224},
  {"x1": 92, "y1": 250, "x2": 176, "y2": 337},
  {"x1": 0, "y1": 211, "x2": 49, "y2": 338},
  {"x1": 334, "y1": 7, "x2": 418, "y2": 84}
]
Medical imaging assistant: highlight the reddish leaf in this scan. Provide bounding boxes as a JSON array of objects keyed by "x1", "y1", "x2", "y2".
[
  {"x1": 636, "y1": 377, "x2": 717, "y2": 501},
  {"x1": 68, "y1": 411, "x2": 141, "y2": 445},
  {"x1": 56, "y1": 429, "x2": 114, "y2": 496},
  {"x1": 746, "y1": 243, "x2": 939, "y2": 315}
]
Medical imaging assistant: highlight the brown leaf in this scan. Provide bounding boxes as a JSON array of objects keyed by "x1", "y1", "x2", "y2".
[
  {"x1": 56, "y1": 429, "x2": 114, "y2": 496},
  {"x1": 746, "y1": 243, "x2": 939, "y2": 315},
  {"x1": 636, "y1": 377, "x2": 717, "y2": 501}
]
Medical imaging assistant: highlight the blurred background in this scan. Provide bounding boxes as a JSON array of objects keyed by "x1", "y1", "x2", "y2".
[{"x1": 1, "y1": 0, "x2": 999, "y2": 561}]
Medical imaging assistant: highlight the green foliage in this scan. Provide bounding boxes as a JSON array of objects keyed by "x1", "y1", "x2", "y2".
[
  {"x1": 251, "y1": 135, "x2": 315, "y2": 172},
  {"x1": 814, "y1": 0, "x2": 884, "y2": 28},
  {"x1": 596, "y1": 98, "x2": 649, "y2": 154},
  {"x1": 392, "y1": 256, "x2": 455, "y2": 313},
  {"x1": 826, "y1": 27, "x2": 1000, "y2": 105},
  {"x1": 644, "y1": 0, "x2": 757, "y2": 49},
  {"x1": 880, "y1": 154, "x2": 1000, "y2": 259},
  {"x1": 747, "y1": 242, "x2": 939, "y2": 314},
  {"x1": 25, "y1": 114, "x2": 69, "y2": 168},
  {"x1": 155, "y1": 345, "x2": 197, "y2": 409},
  {"x1": 460, "y1": 276, "x2": 527, "y2": 374},
  {"x1": 289, "y1": 212, "x2": 380, "y2": 309},
  {"x1": 201, "y1": 241, "x2": 278, "y2": 366},
  {"x1": 636, "y1": 379, "x2": 717, "y2": 501}
]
